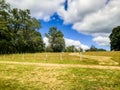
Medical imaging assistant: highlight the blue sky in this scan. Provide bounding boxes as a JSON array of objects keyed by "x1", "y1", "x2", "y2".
[
  {"x1": 6, "y1": 0, "x2": 120, "y2": 50},
  {"x1": 40, "y1": 13, "x2": 109, "y2": 50}
]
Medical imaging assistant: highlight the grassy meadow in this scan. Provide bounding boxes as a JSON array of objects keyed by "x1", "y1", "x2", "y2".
[
  {"x1": 84, "y1": 51, "x2": 120, "y2": 65},
  {"x1": 0, "y1": 53, "x2": 99, "y2": 65},
  {"x1": 0, "y1": 51, "x2": 120, "y2": 90}
]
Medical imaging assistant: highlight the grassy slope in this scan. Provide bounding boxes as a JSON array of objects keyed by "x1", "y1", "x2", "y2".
[
  {"x1": 84, "y1": 51, "x2": 120, "y2": 65},
  {"x1": 0, "y1": 53, "x2": 99, "y2": 65},
  {"x1": 0, "y1": 51, "x2": 120, "y2": 65},
  {"x1": 0, "y1": 51, "x2": 120, "y2": 90},
  {"x1": 0, "y1": 64, "x2": 120, "y2": 90}
]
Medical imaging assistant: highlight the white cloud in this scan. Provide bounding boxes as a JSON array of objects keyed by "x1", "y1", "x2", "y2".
[
  {"x1": 72, "y1": 0, "x2": 120, "y2": 35},
  {"x1": 43, "y1": 37, "x2": 89, "y2": 50},
  {"x1": 65, "y1": 38, "x2": 81, "y2": 47},
  {"x1": 62, "y1": 0, "x2": 120, "y2": 46},
  {"x1": 6, "y1": 0, "x2": 65, "y2": 21},
  {"x1": 93, "y1": 36, "x2": 110, "y2": 46},
  {"x1": 65, "y1": 38, "x2": 89, "y2": 50},
  {"x1": 58, "y1": 0, "x2": 106, "y2": 24},
  {"x1": 43, "y1": 37, "x2": 49, "y2": 46}
]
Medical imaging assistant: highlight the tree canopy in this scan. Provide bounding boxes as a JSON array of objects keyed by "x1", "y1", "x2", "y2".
[
  {"x1": 45, "y1": 27, "x2": 65, "y2": 52},
  {"x1": 109, "y1": 26, "x2": 120, "y2": 51},
  {"x1": 65, "y1": 45, "x2": 80, "y2": 52},
  {"x1": 0, "y1": 0, "x2": 44, "y2": 54}
]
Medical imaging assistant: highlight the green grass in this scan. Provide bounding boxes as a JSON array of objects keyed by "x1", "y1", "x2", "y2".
[
  {"x1": 0, "y1": 64, "x2": 120, "y2": 90},
  {"x1": 0, "y1": 52, "x2": 119, "y2": 65},
  {"x1": 0, "y1": 52, "x2": 120, "y2": 90},
  {"x1": 84, "y1": 51, "x2": 120, "y2": 65},
  {"x1": 0, "y1": 53, "x2": 99, "y2": 65}
]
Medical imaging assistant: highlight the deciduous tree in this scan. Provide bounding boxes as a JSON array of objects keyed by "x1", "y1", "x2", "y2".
[
  {"x1": 45, "y1": 27, "x2": 65, "y2": 52},
  {"x1": 109, "y1": 26, "x2": 120, "y2": 51}
]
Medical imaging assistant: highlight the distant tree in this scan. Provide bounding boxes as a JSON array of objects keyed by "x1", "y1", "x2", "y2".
[
  {"x1": 97, "y1": 48, "x2": 106, "y2": 51},
  {"x1": 65, "y1": 45, "x2": 76, "y2": 52},
  {"x1": 45, "y1": 27, "x2": 65, "y2": 52},
  {"x1": 45, "y1": 46, "x2": 53, "y2": 52},
  {"x1": 65, "y1": 45, "x2": 81, "y2": 52},
  {"x1": 79, "y1": 47, "x2": 83, "y2": 52},
  {"x1": 86, "y1": 45, "x2": 106, "y2": 52},
  {"x1": 65, "y1": 45, "x2": 75, "y2": 52},
  {"x1": 89, "y1": 45, "x2": 97, "y2": 51},
  {"x1": 109, "y1": 26, "x2": 120, "y2": 51}
]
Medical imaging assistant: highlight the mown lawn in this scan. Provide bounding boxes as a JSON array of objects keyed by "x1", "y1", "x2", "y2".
[{"x1": 0, "y1": 64, "x2": 120, "y2": 90}]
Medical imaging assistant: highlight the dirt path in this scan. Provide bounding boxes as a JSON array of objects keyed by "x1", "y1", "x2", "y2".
[{"x1": 0, "y1": 61, "x2": 120, "y2": 70}]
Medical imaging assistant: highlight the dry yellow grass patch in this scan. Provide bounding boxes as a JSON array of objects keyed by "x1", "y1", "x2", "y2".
[{"x1": 69, "y1": 53, "x2": 119, "y2": 65}]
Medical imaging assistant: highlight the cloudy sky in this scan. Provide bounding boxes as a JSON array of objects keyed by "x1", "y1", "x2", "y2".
[{"x1": 6, "y1": 0, "x2": 120, "y2": 50}]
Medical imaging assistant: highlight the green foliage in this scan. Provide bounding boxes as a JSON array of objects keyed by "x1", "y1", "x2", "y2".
[
  {"x1": 45, "y1": 46, "x2": 53, "y2": 52},
  {"x1": 86, "y1": 45, "x2": 106, "y2": 52},
  {"x1": 109, "y1": 26, "x2": 120, "y2": 51},
  {"x1": 45, "y1": 27, "x2": 65, "y2": 52},
  {"x1": 66, "y1": 45, "x2": 74, "y2": 52},
  {"x1": 65, "y1": 45, "x2": 79, "y2": 52},
  {"x1": 0, "y1": 0, "x2": 44, "y2": 54},
  {"x1": 0, "y1": 0, "x2": 15, "y2": 54},
  {"x1": 89, "y1": 45, "x2": 97, "y2": 51}
]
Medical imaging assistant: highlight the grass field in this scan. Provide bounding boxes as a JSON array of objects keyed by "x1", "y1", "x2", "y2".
[
  {"x1": 84, "y1": 51, "x2": 120, "y2": 65},
  {"x1": 0, "y1": 51, "x2": 120, "y2": 90},
  {"x1": 0, "y1": 53, "x2": 99, "y2": 65}
]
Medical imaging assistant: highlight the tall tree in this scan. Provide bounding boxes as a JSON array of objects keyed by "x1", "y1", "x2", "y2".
[
  {"x1": 0, "y1": 0, "x2": 15, "y2": 53},
  {"x1": 0, "y1": 0, "x2": 44, "y2": 54},
  {"x1": 86, "y1": 45, "x2": 97, "y2": 52},
  {"x1": 65, "y1": 45, "x2": 75, "y2": 52},
  {"x1": 12, "y1": 9, "x2": 44, "y2": 53},
  {"x1": 109, "y1": 26, "x2": 120, "y2": 51},
  {"x1": 45, "y1": 27, "x2": 65, "y2": 52}
]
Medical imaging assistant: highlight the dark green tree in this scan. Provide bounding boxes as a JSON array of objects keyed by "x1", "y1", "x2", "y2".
[
  {"x1": 0, "y1": 0, "x2": 44, "y2": 54},
  {"x1": 90, "y1": 45, "x2": 97, "y2": 51},
  {"x1": 86, "y1": 45, "x2": 97, "y2": 52},
  {"x1": 65, "y1": 45, "x2": 80, "y2": 52},
  {"x1": 12, "y1": 9, "x2": 44, "y2": 53},
  {"x1": 45, "y1": 46, "x2": 53, "y2": 52},
  {"x1": 65, "y1": 45, "x2": 75, "y2": 52},
  {"x1": 45, "y1": 27, "x2": 65, "y2": 52},
  {"x1": 0, "y1": 0, "x2": 15, "y2": 54},
  {"x1": 86, "y1": 45, "x2": 106, "y2": 52},
  {"x1": 109, "y1": 26, "x2": 120, "y2": 51}
]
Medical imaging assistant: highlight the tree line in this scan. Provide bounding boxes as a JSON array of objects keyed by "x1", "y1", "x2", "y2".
[{"x1": 0, "y1": 0, "x2": 120, "y2": 54}]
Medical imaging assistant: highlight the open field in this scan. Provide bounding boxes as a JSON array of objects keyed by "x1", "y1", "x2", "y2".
[
  {"x1": 0, "y1": 51, "x2": 120, "y2": 66},
  {"x1": 84, "y1": 51, "x2": 120, "y2": 65},
  {"x1": 0, "y1": 64, "x2": 120, "y2": 90},
  {"x1": 0, "y1": 53, "x2": 99, "y2": 65},
  {"x1": 0, "y1": 51, "x2": 120, "y2": 90}
]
